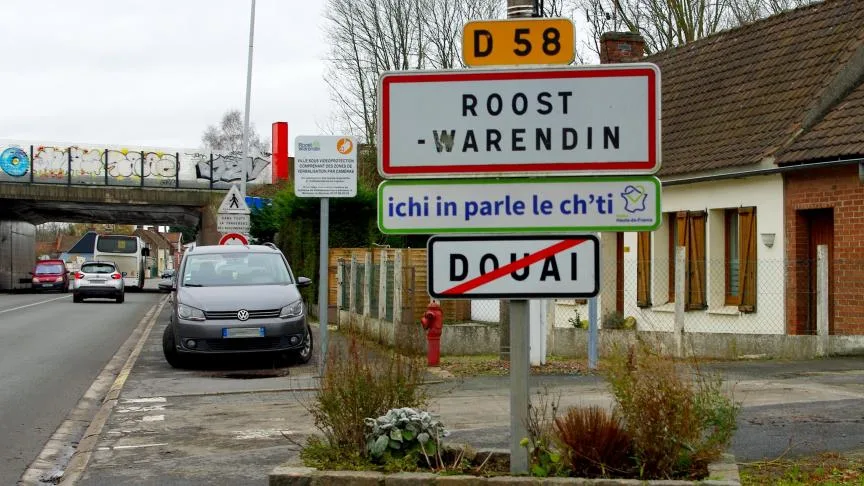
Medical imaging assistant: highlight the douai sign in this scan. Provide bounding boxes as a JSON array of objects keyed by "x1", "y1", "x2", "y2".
[{"x1": 377, "y1": 64, "x2": 661, "y2": 178}]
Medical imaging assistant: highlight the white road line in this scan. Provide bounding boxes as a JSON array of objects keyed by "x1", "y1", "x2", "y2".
[
  {"x1": 0, "y1": 295, "x2": 71, "y2": 315},
  {"x1": 121, "y1": 397, "x2": 167, "y2": 404},
  {"x1": 142, "y1": 415, "x2": 165, "y2": 422},
  {"x1": 116, "y1": 405, "x2": 166, "y2": 413},
  {"x1": 96, "y1": 443, "x2": 168, "y2": 451}
]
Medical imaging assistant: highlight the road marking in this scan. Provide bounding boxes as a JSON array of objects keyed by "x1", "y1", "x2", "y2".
[
  {"x1": 441, "y1": 238, "x2": 587, "y2": 295},
  {"x1": 142, "y1": 415, "x2": 164, "y2": 422},
  {"x1": 233, "y1": 429, "x2": 295, "y2": 440},
  {"x1": 96, "y1": 443, "x2": 167, "y2": 451},
  {"x1": 0, "y1": 294, "x2": 70, "y2": 315},
  {"x1": 117, "y1": 405, "x2": 166, "y2": 413},
  {"x1": 121, "y1": 397, "x2": 166, "y2": 404}
]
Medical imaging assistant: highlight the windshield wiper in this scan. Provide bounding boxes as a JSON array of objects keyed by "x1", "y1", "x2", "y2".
[{"x1": 184, "y1": 283, "x2": 204, "y2": 287}]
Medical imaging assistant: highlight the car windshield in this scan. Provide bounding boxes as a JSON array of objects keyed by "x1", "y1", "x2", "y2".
[
  {"x1": 35, "y1": 264, "x2": 65, "y2": 274},
  {"x1": 181, "y1": 253, "x2": 294, "y2": 287},
  {"x1": 82, "y1": 263, "x2": 116, "y2": 274}
]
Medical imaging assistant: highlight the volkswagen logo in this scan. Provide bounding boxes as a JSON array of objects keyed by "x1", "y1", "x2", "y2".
[{"x1": 237, "y1": 309, "x2": 250, "y2": 321}]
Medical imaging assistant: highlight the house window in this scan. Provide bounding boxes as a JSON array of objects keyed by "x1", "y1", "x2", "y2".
[
  {"x1": 668, "y1": 211, "x2": 707, "y2": 309},
  {"x1": 726, "y1": 207, "x2": 757, "y2": 312},
  {"x1": 636, "y1": 232, "x2": 651, "y2": 307}
]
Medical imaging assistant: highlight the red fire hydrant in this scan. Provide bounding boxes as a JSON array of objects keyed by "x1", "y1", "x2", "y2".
[{"x1": 420, "y1": 301, "x2": 443, "y2": 367}]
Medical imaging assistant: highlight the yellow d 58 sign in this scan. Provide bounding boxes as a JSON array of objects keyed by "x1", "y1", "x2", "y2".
[{"x1": 462, "y1": 18, "x2": 575, "y2": 67}]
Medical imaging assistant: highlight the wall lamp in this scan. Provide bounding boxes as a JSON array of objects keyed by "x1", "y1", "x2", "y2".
[{"x1": 761, "y1": 233, "x2": 776, "y2": 248}]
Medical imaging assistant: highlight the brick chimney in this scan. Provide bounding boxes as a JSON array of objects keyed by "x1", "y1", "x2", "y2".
[{"x1": 599, "y1": 32, "x2": 645, "y2": 64}]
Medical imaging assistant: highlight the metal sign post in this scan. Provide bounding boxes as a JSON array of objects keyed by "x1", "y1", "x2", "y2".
[{"x1": 294, "y1": 135, "x2": 357, "y2": 374}]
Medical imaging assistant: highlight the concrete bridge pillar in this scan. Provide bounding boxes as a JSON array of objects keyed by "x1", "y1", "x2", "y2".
[
  {"x1": 0, "y1": 221, "x2": 36, "y2": 291},
  {"x1": 197, "y1": 204, "x2": 221, "y2": 246}
]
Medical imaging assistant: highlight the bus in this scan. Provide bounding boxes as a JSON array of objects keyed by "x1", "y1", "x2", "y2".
[{"x1": 93, "y1": 235, "x2": 150, "y2": 290}]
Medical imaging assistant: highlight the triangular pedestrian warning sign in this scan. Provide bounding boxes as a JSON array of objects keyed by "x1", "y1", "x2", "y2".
[{"x1": 218, "y1": 185, "x2": 250, "y2": 214}]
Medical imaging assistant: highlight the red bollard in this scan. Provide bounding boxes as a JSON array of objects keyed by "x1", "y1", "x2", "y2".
[{"x1": 420, "y1": 301, "x2": 444, "y2": 367}]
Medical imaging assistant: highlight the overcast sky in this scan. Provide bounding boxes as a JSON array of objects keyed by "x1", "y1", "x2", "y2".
[{"x1": 0, "y1": 0, "x2": 331, "y2": 152}]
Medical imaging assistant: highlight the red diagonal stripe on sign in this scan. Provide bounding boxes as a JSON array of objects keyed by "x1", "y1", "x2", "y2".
[{"x1": 441, "y1": 238, "x2": 588, "y2": 295}]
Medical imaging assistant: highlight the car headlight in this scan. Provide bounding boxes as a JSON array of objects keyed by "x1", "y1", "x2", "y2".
[
  {"x1": 178, "y1": 303, "x2": 205, "y2": 321},
  {"x1": 279, "y1": 300, "x2": 303, "y2": 318},
  {"x1": 56, "y1": 276, "x2": 64, "y2": 282},
  {"x1": 32, "y1": 277, "x2": 39, "y2": 283}
]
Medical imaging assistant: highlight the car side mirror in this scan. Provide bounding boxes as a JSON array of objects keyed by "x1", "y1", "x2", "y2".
[{"x1": 297, "y1": 277, "x2": 312, "y2": 288}]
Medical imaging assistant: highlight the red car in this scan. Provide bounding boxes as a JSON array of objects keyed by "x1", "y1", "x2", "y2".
[{"x1": 30, "y1": 259, "x2": 70, "y2": 292}]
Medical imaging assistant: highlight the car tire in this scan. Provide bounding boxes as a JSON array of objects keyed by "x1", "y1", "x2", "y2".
[
  {"x1": 162, "y1": 325, "x2": 188, "y2": 368},
  {"x1": 73, "y1": 294, "x2": 83, "y2": 303},
  {"x1": 291, "y1": 326, "x2": 314, "y2": 365},
  {"x1": 116, "y1": 293, "x2": 125, "y2": 304}
]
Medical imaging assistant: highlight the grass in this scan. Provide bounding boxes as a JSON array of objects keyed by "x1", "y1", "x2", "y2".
[
  {"x1": 741, "y1": 452, "x2": 864, "y2": 485},
  {"x1": 438, "y1": 355, "x2": 591, "y2": 377}
]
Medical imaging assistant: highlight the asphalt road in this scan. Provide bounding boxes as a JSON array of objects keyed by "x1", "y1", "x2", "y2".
[{"x1": 0, "y1": 287, "x2": 162, "y2": 485}]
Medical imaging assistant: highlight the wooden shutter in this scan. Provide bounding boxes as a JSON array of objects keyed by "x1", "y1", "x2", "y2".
[
  {"x1": 738, "y1": 207, "x2": 757, "y2": 312},
  {"x1": 686, "y1": 212, "x2": 707, "y2": 310},
  {"x1": 637, "y1": 232, "x2": 651, "y2": 307}
]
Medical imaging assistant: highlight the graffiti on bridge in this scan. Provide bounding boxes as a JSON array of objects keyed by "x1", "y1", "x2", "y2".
[
  {"x1": 193, "y1": 152, "x2": 271, "y2": 183},
  {"x1": 0, "y1": 141, "x2": 272, "y2": 187}
]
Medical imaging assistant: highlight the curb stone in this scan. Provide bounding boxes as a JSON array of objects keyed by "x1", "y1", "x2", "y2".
[{"x1": 269, "y1": 453, "x2": 741, "y2": 486}]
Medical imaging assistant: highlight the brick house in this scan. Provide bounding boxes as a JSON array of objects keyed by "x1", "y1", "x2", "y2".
[{"x1": 585, "y1": 0, "x2": 864, "y2": 347}]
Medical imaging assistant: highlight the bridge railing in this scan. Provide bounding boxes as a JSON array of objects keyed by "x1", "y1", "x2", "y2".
[{"x1": 0, "y1": 142, "x2": 272, "y2": 190}]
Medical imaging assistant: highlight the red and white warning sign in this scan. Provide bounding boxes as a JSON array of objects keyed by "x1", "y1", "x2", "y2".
[
  {"x1": 427, "y1": 235, "x2": 599, "y2": 299},
  {"x1": 219, "y1": 233, "x2": 249, "y2": 246}
]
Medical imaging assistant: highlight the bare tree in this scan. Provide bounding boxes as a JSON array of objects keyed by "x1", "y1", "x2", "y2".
[
  {"x1": 324, "y1": 0, "x2": 502, "y2": 142},
  {"x1": 202, "y1": 109, "x2": 268, "y2": 155},
  {"x1": 727, "y1": 0, "x2": 815, "y2": 26},
  {"x1": 324, "y1": 0, "x2": 427, "y2": 144},
  {"x1": 424, "y1": 0, "x2": 502, "y2": 69}
]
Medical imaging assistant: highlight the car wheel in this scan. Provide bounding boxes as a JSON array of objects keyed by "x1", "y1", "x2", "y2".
[
  {"x1": 73, "y1": 294, "x2": 83, "y2": 303},
  {"x1": 291, "y1": 326, "x2": 314, "y2": 364},
  {"x1": 162, "y1": 325, "x2": 188, "y2": 368},
  {"x1": 116, "y1": 293, "x2": 125, "y2": 304}
]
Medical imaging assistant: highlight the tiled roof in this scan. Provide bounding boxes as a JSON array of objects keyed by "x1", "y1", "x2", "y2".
[
  {"x1": 776, "y1": 78, "x2": 864, "y2": 163},
  {"x1": 649, "y1": 0, "x2": 864, "y2": 176}
]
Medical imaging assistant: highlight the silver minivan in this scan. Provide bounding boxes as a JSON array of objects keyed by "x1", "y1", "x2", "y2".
[{"x1": 162, "y1": 244, "x2": 313, "y2": 368}]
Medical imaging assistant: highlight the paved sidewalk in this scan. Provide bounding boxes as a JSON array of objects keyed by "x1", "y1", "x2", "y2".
[{"x1": 76, "y1": 306, "x2": 864, "y2": 485}]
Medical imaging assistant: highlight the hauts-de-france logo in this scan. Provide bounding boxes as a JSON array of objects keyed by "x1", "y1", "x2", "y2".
[
  {"x1": 336, "y1": 137, "x2": 354, "y2": 155},
  {"x1": 621, "y1": 184, "x2": 648, "y2": 213}
]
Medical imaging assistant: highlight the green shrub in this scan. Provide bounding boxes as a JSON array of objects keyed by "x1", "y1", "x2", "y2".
[
  {"x1": 553, "y1": 406, "x2": 634, "y2": 478},
  {"x1": 603, "y1": 342, "x2": 739, "y2": 479},
  {"x1": 522, "y1": 388, "x2": 569, "y2": 478},
  {"x1": 305, "y1": 333, "x2": 428, "y2": 454},
  {"x1": 602, "y1": 311, "x2": 628, "y2": 329}
]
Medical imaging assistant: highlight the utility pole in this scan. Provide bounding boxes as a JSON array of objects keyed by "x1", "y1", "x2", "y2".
[{"x1": 240, "y1": 0, "x2": 256, "y2": 198}]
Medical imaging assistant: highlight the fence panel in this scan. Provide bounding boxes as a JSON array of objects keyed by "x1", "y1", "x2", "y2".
[
  {"x1": 340, "y1": 260, "x2": 351, "y2": 311},
  {"x1": 385, "y1": 261, "x2": 395, "y2": 322},
  {"x1": 370, "y1": 263, "x2": 380, "y2": 319},
  {"x1": 354, "y1": 264, "x2": 365, "y2": 313}
]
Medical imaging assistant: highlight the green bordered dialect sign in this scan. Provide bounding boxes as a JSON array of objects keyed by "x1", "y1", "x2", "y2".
[{"x1": 377, "y1": 176, "x2": 661, "y2": 234}]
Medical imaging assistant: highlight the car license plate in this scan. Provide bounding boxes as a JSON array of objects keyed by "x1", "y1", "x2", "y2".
[
  {"x1": 222, "y1": 327, "x2": 265, "y2": 338},
  {"x1": 42, "y1": 283, "x2": 53, "y2": 287},
  {"x1": 89, "y1": 279, "x2": 106, "y2": 284}
]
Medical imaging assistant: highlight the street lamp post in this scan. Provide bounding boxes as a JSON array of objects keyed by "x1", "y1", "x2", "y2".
[{"x1": 240, "y1": 0, "x2": 256, "y2": 198}]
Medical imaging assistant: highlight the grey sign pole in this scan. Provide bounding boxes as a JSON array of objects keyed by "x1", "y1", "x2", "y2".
[
  {"x1": 507, "y1": 0, "x2": 535, "y2": 475},
  {"x1": 319, "y1": 197, "x2": 330, "y2": 375},
  {"x1": 509, "y1": 299, "x2": 530, "y2": 474}
]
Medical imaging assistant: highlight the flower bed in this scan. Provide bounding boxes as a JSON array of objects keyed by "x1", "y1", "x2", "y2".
[{"x1": 269, "y1": 450, "x2": 740, "y2": 485}]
